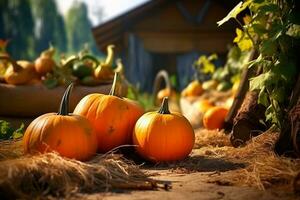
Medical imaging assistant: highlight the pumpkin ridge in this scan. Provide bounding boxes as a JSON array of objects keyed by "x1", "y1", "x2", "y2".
[{"x1": 86, "y1": 95, "x2": 101, "y2": 118}]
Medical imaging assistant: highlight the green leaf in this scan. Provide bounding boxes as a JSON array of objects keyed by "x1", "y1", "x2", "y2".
[
  {"x1": 0, "y1": 120, "x2": 24, "y2": 140},
  {"x1": 248, "y1": 54, "x2": 263, "y2": 68},
  {"x1": 271, "y1": 87, "x2": 285, "y2": 103},
  {"x1": 233, "y1": 28, "x2": 253, "y2": 51},
  {"x1": 249, "y1": 71, "x2": 278, "y2": 91},
  {"x1": 265, "y1": 105, "x2": 274, "y2": 122},
  {"x1": 259, "y1": 4, "x2": 280, "y2": 13},
  {"x1": 252, "y1": 23, "x2": 267, "y2": 35},
  {"x1": 258, "y1": 87, "x2": 269, "y2": 107},
  {"x1": 260, "y1": 40, "x2": 277, "y2": 56},
  {"x1": 217, "y1": 1, "x2": 251, "y2": 26},
  {"x1": 249, "y1": 73, "x2": 267, "y2": 91},
  {"x1": 194, "y1": 54, "x2": 217, "y2": 74},
  {"x1": 12, "y1": 123, "x2": 24, "y2": 139},
  {"x1": 272, "y1": 60, "x2": 297, "y2": 84},
  {"x1": 0, "y1": 120, "x2": 13, "y2": 140},
  {"x1": 253, "y1": 0, "x2": 264, "y2": 3}
]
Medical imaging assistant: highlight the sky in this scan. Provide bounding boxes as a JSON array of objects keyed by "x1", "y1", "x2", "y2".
[{"x1": 55, "y1": 0, "x2": 149, "y2": 26}]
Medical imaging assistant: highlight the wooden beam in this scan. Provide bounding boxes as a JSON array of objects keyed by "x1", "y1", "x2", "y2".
[{"x1": 135, "y1": 31, "x2": 234, "y2": 53}]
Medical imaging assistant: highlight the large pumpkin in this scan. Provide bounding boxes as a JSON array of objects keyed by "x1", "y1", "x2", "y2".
[
  {"x1": 133, "y1": 97, "x2": 195, "y2": 162},
  {"x1": 74, "y1": 73, "x2": 144, "y2": 152},
  {"x1": 23, "y1": 84, "x2": 98, "y2": 161}
]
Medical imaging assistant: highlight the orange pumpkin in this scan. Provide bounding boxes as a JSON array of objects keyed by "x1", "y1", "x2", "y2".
[
  {"x1": 203, "y1": 106, "x2": 228, "y2": 130},
  {"x1": 0, "y1": 55, "x2": 36, "y2": 85},
  {"x1": 35, "y1": 45, "x2": 56, "y2": 75},
  {"x1": 181, "y1": 80, "x2": 203, "y2": 97},
  {"x1": 23, "y1": 84, "x2": 98, "y2": 161},
  {"x1": 74, "y1": 73, "x2": 144, "y2": 152},
  {"x1": 133, "y1": 97, "x2": 195, "y2": 162}
]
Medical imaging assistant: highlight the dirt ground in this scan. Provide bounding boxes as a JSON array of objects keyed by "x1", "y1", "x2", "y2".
[
  {"x1": 74, "y1": 159, "x2": 297, "y2": 200},
  {"x1": 71, "y1": 129, "x2": 300, "y2": 200}
]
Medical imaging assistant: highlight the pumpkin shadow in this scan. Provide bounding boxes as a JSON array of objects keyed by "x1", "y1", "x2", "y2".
[
  {"x1": 118, "y1": 147, "x2": 246, "y2": 172},
  {"x1": 141, "y1": 155, "x2": 245, "y2": 172}
]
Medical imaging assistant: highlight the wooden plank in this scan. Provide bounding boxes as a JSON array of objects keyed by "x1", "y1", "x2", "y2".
[{"x1": 136, "y1": 31, "x2": 233, "y2": 53}]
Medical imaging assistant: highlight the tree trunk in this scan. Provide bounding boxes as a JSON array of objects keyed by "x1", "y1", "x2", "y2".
[
  {"x1": 224, "y1": 50, "x2": 256, "y2": 132},
  {"x1": 275, "y1": 72, "x2": 300, "y2": 157},
  {"x1": 230, "y1": 91, "x2": 267, "y2": 147}
]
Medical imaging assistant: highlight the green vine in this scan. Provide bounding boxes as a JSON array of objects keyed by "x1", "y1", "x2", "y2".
[{"x1": 218, "y1": 0, "x2": 300, "y2": 129}]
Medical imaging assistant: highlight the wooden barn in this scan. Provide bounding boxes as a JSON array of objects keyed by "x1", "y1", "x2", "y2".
[{"x1": 92, "y1": 0, "x2": 237, "y2": 92}]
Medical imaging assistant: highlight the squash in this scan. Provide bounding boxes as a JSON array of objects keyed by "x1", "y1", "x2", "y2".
[
  {"x1": 156, "y1": 88, "x2": 177, "y2": 104},
  {"x1": 202, "y1": 79, "x2": 218, "y2": 91},
  {"x1": 74, "y1": 72, "x2": 144, "y2": 152},
  {"x1": 94, "y1": 45, "x2": 115, "y2": 80},
  {"x1": 181, "y1": 80, "x2": 203, "y2": 97},
  {"x1": 23, "y1": 84, "x2": 98, "y2": 161},
  {"x1": 196, "y1": 99, "x2": 214, "y2": 114},
  {"x1": 133, "y1": 97, "x2": 195, "y2": 162},
  {"x1": 224, "y1": 96, "x2": 234, "y2": 109},
  {"x1": 35, "y1": 45, "x2": 56, "y2": 75},
  {"x1": 203, "y1": 106, "x2": 228, "y2": 130},
  {"x1": 0, "y1": 55, "x2": 36, "y2": 85}
]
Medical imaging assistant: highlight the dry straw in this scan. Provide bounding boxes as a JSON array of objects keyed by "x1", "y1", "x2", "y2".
[
  {"x1": 0, "y1": 141, "x2": 165, "y2": 199},
  {"x1": 194, "y1": 129, "x2": 300, "y2": 192}
]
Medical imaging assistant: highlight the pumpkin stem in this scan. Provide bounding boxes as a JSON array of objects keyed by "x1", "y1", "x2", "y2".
[
  {"x1": 109, "y1": 72, "x2": 121, "y2": 97},
  {"x1": 158, "y1": 97, "x2": 171, "y2": 114},
  {"x1": 58, "y1": 83, "x2": 73, "y2": 115}
]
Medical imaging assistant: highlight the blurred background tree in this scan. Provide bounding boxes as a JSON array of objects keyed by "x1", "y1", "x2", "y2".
[
  {"x1": 0, "y1": 0, "x2": 35, "y2": 59},
  {"x1": 65, "y1": 1, "x2": 99, "y2": 55},
  {"x1": 30, "y1": 0, "x2": 67, "y2": 56},
  {"x1": 0, "y1": 0, "x2": 102, "y2": 60}
]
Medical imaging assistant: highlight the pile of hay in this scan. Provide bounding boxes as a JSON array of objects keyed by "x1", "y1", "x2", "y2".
[
  {"x1": 0, "y1": 140, "x2": 166, "y2": 199},
  {"x1": 0, "y1": 139, "x2": 23, "y2": 160},
  {"x1": 193, "y1": 129, "x2": 300, "y2": 192}
]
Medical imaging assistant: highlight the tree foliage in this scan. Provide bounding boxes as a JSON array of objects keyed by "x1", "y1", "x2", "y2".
[
  {"x1": 0, "y1": 0, "x2": 35, "y2": 59},
  {"x1": 65, "y1": 2, "x2": 98, "y2": 55},
  {"x1": 30, "y1": 0, "x2": 67, "y2": 55}
]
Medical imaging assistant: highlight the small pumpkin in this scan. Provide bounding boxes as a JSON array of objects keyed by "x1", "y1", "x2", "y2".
[
  {"x1": 23, "y1": 84, "x2": 98, "y2": 161},
  {"x1": 181, "y1": 80, "x2": 203, "y2": 97},
  {"x1": 35, "y1": 45, "x2": 56, "y2": 75},
  {"x1": 156, "y1": 88, "x2": 177, "y2": 104},
  {"x1": 133, "y1": 97, "x2": 195, "y2": 162},
  {"x1": 74, "y1": 72, "x2": 144, "y2": 152},
  {"x1": 203, "y1": 106, "x2": 228, "y2": 130},
  {"x1": 1, "y1": 55, "x2": 36, "y2": 85}
]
